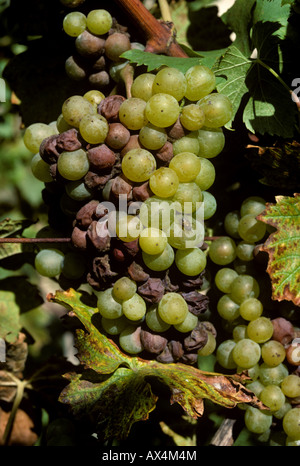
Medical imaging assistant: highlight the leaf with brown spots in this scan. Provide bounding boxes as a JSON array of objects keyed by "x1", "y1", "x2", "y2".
[
  {"x1": 49, "y1": 289, "x2": 266, "y2": 442},
  {"x1": 258, "y1": 194, "x2": 300, "y2": 306}
]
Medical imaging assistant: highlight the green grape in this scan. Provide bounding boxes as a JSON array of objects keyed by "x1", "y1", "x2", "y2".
[
  {"x1": 97, "y1": 287, "x2": 123, "y2": 319},
  {"x1": 171, "y1": 182, "x2": 202, "y2": 213},
  {"x1": 131, "y1": 73, "x2": 155, "y2": 101},
  {"x1": 56, "y1": 114, "x2": 73, "y2": 133},
  {"x1": 139, "y1": 123, "x2": 167, "y2": 150},
  {"x1": 286, "y1": 437, "x2": 300, "y2": 446},
  {"x1": 65, "y1": 180, "x2": 93, "y2": 201},
  {"x1": 184, "y1": 65, "x2": 216, "y2": 101},
  {"x1": 122, "y1": 293, "x2": 147, "y2": 321},
  {"x1": 175, "y1": 247, "x2": 207, "y2": 276},
  {"x1": 169, "y1": 152, "x2": 201, "y2": 182},
  {"x1": 119, "y1": 98, "x2": 147, "y2": 130},
  {"x1": 202, "y1": 190, "x2": 217, "y2": 219},
  {"x1": 217, "y1": 294, "x2": 240, "y2": 321},
  {"x1": 232, "y1": 338, "x2": 261, "y2": 369},
  {"x1": 214, "y1": 267, "x2": 238, "y2": 293},
  {"x1": 194, "y1": 157, "x2": 216, "y2": 191},
  {"x1": 158, "y1": 292, "x2": 189, "y2": 325},
  {"x1": 83, "y1": 89, "x2": 105, "y2": 109},
  {"x1": 57, "y1": 149, "x2": 89, "y2": 181},
  {"x1": 180, "y1": 104, "x2": 205, "y2": 131},
  {"x1": 197, "y1": 127, "x2": 225, "y2": 158},
  {"x1": 62, "y1": 95, "x2": 95, "y2": 128},
  {"x1": 239, "y1": 363, "x2": 260, "y2": 381},
  {"x1": 119, "y1": 325, "x2": 143, "y2": 354},
  {"x1": 145, "y1": 93, "x2": 180, "y2": 128},
  {"x1": 240, "y1": 196, "x2": 266, "y2": 217},
  {"x1": 198, "y1": 93, "x2": 233, "y2": 128},
  {"x1": 244, "y1": 407, "x2": 273, "y2": 434},
  {"x1": 101, "y1": 315, "x2": 128, "y2": 335},
  {"x1": 149, "y1": 167, "x2": 179, "y2": 198},
  {"x1": 232, "y1": 324, "x2": 247, "y2": 342},
  {"x1": 282, "y1": 408, "x2": 300, "y2": 440},
  {"x1": 197, "y1": 332, "x2": 216, "y2": 356},
  {"x1": 208, "y1": 236, "x2": 236, "y2": 265},
  {"x1": 259, "y1": 385, "x2": 286, "y2": 411},
  {"x1": 174, "y1": 312, "x2": 198, "y2": 333},
  {"x1": 35, "y1": 248, "x2": 65, "y2": 278},
  {"x1": 61, "y1": 252, "x2": 85, "y2": 279},
  {"x1": 152, "y1": 67, "x2": 187, "y2": 101},
  {"x1": 63, "y1": 12, "x2": 87, "y2": 37},
  {"x1": 216, "y1": 339, "x2": 236, "y2": 369},
  {"x1": 281, "y1": 375, "x2": 300, "y2": 398},
  {"x1": 122, "y1": 148, "x2": 156, "y2": 182},
  {"x1": 168, "y1": 217, "x2": 204, "y2": 249},
  {"x1": 116, "y1": 214, "x2": 142, "y2": 242},
  {"x1": 236, "y1": 241, "x2": 255, "y2": 262},
  {"x1": 142, "y1": 242, "x2": 174, "y2": 271},
  {"x1": 173, "y1": 133, "x2": 200, "y2": 156},
  {"x1": 259, "y1": 362, "x2": 289, "y2": 386},
  {"x1": 245, "y1": 380, "x2": 265, "y2": 397},
  {"x1": 112, "y1": 277, "x2": 137, "y2": 302},
  {"x1": 79, "y1": 114, "x2": 109, "y2": 144},
  {"x1": 238, "y1": 214, "x2": 267, "y2": 243},
  {"x1": 261, "y1": 340, "x2": 286, "y2": 367},
  {"x1": 247, "y1": 317, "x2": 273, "y2": 343},
  {"x1": 86, "y1": 9, "x2": 112, "y2": 35},
  {"x1": 145, "y1": 305, "x2": 171, "y2": 332},
  {"x1": 230, "y1": 275, "x2": 260, "y2": 304},
  {"x1": 139, "y1": 197, "x2": 175, "y2": 231},
  {"x1": 31, "y1": 153, "x2": 52, "y2": 182},
  {"x1": 239, "y1": 298, "x2": 263, "y2": 321},
  {"x1": 139, "y1": 227, "x2": 167, "y2": 255},
  {"x1": 24, "y1": 123, "x2": 57, "y2": 153},
  {"x1": 224, "y1": 210, "x2": 241, "y2": 239}
]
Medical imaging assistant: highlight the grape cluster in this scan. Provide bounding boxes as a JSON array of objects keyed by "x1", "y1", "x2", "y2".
[{"x1": 201, "y1": 196, "x2": 300, "y2": 445}]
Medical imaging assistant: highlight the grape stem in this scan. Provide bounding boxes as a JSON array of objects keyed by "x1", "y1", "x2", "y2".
[
  {"x1": 158, "y1": 0, "x2": 173, "y2": 23},
  {"x1": 0, "y1": 237, "x2": 71, "y2": 243},
  {"x1": 113, "y1": 0, "x2": 188, "y2": 57}
]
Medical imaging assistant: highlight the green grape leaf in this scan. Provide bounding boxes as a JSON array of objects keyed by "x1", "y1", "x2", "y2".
[
  {"x1": 0, "y1": 218, "x2": 34, "y2": 238},
  {"x1": 221, "y1": 0, "x2": 256, "y2": 56},
  {"x1": 258, "y1": 194, "x2": 300, "y2": 306},
  {"x1": 0, "y1": 291, "x2": 21, "y2": 343},
  {"x1": 49, "y1": 289, "x2": 266, "y2": 441}
]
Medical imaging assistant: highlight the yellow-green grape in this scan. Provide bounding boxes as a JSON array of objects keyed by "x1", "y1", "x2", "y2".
[
  {"x1": 261, "y1": 340, "x2": 286, "y2": 367},
  {"x1": 198, "y1": 93, "x2": 233, "y2": 128},
  {"x1": 197, "y1": 332, "x2": 216, "y2": 356},
  {"x1": 63, "y1": 11, "x2": 87, "y2": 37},
  {"x1": 131, "y1": 73, "x2": 156, "y2": 101},
  {"x1": 180, "y1": 104, "x2": 205, "y2": 131},
  {"x1": 224, "y1": 210, "x2": 241, "y2": 239},
  {"x1": 101, "y1": 315, "x2": 128, "y2": 335},
  {"x1": 145, "y1": 305, "x2": 171, "y2": 332},
  {"x1": 168, "y1": 217, "x2": 204, "y2": 250},
  {"x1": 238, "y1": 214, "x2": 267, "y2": 243},
  {"x1": 174, "y1": 312, "x2": 198, "y2": 333},
  {"x1": 158, "y1": 292, "x2": 189, "y2": 325},
  {"x1": 119, "y1": 98, "x2": 148, "y2": 130},
  {"x1": 216, "y1": 339, "x2": 236, "y2": 369},
  {"x1": 139, "y1": 227, "x2": 167, "y2": 255},
  {"x1": 57, "y1": 149, "x2": 89, "y2": 180},
  {"x1": 34, "y1": 249, "x2": 64, "y2": 278},
  {"x1": 79, "y1": 114, "x2": 109, "y2": 144},
  {"x1": 171, "y1": 182, "x2": 202, "y2": 213},
  {"x1": 259, "y1": 385, "x2": 286, "y2": 411},
  {"x1": 194, "y1": 157, "x2": 216, "y2": 191},
  {"x1": 122, "y1": 148, "x2": 156, "y2": 182},
  {"x1": 286, "y1": 437, "x2": 300, "y2": 446},
  {"x1": 239, "y1": 297, "x2": 263, "y2": 321},
  {"x1": 173, "y1": 133, "x2": 200, "y2": 156},
  {"x1": 184, "y1": 65, "x2": 216, "y2": 101},
  {"x1": 97, "y1": 287, "x2": 123, "y2": 319},
  {"x1": 31, "y1": 153, "x2": 53, "y2": 182},
  {"x1": 246, "y1": 317, "x2": 273, "y2": 343},
  {"x1": 83, "y1": 89, "x2": 105, "y2": 109},
  {"x1": 142, "y1": 242, "x2": 175, "y2": 272},
  {"x1": 122, "y1": 293, "x2": 146, "y2": 321},
  {"x1": 208, "y1": 236, "x2": 237, "y2": 265},
  {"x1": 86, "y1": 9, "x2": 112, "y2": 35},
  {"x1": 244, "y1": 407, "x2": 273, "y2": 434},
  {"x1": 259, "y1": 362, "x2": 289, "y2": 386},
  {"x1": 240, "y1": 196, "x2": 266, "y2": 217},
  {"x1": 282, "y1": 408, "x2": 300, "y2": 440},
  {"x1": 145, "y1": 93, "x2": 180, "y2": 128},
  {"x1": 230, "y1": 274, "x2": 260, "y2": 304},
  {"x1": 232, "y1": 324, "x2": 247, "y2": 342},
  {"x1": 116, "y1": 214, "x2": 142, "y2": 242},
  {"x1": 139, "y1": 123, "x2": 167, "y2": 150},
  {"x1": 65, "y1": 180, "x2": 93, "y2": 201},
  {"x1": 62, "y1": 95, "x2": 96, "y2": 128},
  {"x1": 236, "y1": 241, "x2": 255, "y2": 262},
  {"x1": 281, "y1": 375, "x2": 300, "y2": 398},
  {"x1": 56, "y1": 114, "x2": 73, "y2": 133},
  {"x1": 197, "y1": 126, "x2": 225, "y2": 158},
  {"x1": 214, "y1": 267, "x2": 238, "y2": 293},
  {"x1": 202, "y1": 191, "x2": 217, "y2": 219},
  {"x1": 175, "y1": 247, "x2": 207, "y2": 276},
  {"x1": 24, "y1": 123, "x2": 57, "y2": 153},
  {"x1": 149, "y1": 167, "x2": 179, "y2": 198},
  {"x1": 152, "y1": 67, "x2": 187, "y2": 101},
  {"x1": 169, "y1": 152, "x2": 201, "y2": 182},
  {"x1": 112, "y1": 277, "x2": 137, "y2": 302},
  {"x1": 139, "y1": 197, "x2": 175, "y2": 231},
  {"x1": 232, "y1": 338, "x2": 261, "y2": 368},
  {"x1": 119, "y1": 325, "x2": 143, "y2": 354},
  {"x1": 217, "y1": 294, "x2": 240, "y2": 321}
]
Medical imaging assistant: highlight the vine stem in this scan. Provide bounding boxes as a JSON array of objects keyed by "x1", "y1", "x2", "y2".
[
  {"x1": 3, "y1": 378, "x2": 27, "y2": 446},
  {"x1": 0, "y1": 237, "x2": 71, "y2": 243},
  {"x1": 158, "y1": 0, "x2": 173, "y2": 22}
]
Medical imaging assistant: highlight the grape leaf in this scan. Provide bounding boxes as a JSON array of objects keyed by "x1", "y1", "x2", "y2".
[
  {"x1": 49, "y1": 289, "x2": 266, "y2": 441},
  {"x1": 258, "y1": 194, "x2": 300, "y2": 306},
  {"x1": 221, "y1": 0, "x2": 256, "y2": 56}
]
